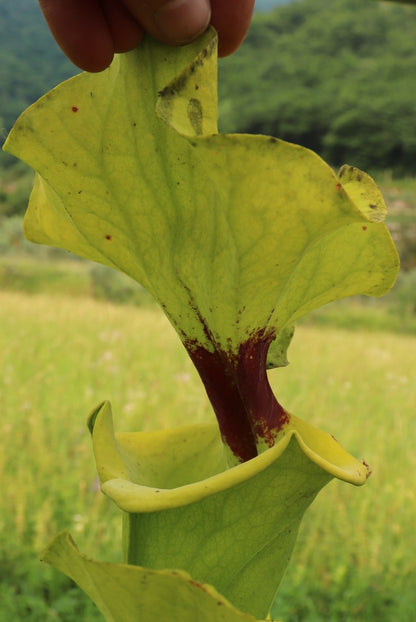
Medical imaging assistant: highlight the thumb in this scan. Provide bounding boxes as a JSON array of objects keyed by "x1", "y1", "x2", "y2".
[{"x1": 121, "y1": 0, "x2": 211, "y2": 46}]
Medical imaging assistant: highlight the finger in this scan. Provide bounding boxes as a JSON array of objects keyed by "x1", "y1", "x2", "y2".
[
  {"x1": 39, "y1": 0, "x2": 115, "y2": 71},
  {"x1": 101, "y1": 0, "x2": 144, "y2": 53},
  {"x1": 210, "y1": 0, "x2": 255, "y2": 57},
  {"x1": 120, "y1": 0, "x2": 211, "y2": 46}
]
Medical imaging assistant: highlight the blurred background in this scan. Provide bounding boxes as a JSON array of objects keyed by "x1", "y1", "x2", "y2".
[{"x1": 1, "y1": 1, "x2": 415, "y2": 620}]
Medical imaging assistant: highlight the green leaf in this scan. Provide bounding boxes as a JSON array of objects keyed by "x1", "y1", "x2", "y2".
[
  {"x1": 87, "y1": 401, "x2": 369, "y2": 620},
  {"x1": 3, "y1": 30, "x2": 399, "y2": 460},
  {"x1": 41, "y1": 531, "x2": 267, "y2": 622},
  {"x1": 266, "y1": 325, "x2": 294, "y2": 370},
  {"x1": 337, "y1": 164, "x2": 387, "y2": 222}
]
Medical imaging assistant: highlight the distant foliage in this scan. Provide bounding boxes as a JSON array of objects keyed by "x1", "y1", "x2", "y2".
[
  {"x1": 219, "y1": 0, "x2": 416, "y2": 172},
  {"x1": 0, "y1": 161, "x2": 34, "y2": 217},
  {"x1": 393, "y1": 269, "x2": 416, "y2": 314},
  {"x1": 0, "y1": 0, "x2": 77, "y2": 165},
  {"x1": 89, "y1": 264, "x2": 155, "y2": 306},
  {"x1": 254, "y1": 0, "x2": 292, "y2": 11}
]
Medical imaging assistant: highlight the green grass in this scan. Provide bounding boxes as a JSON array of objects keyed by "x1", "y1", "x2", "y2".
[
  {"x1": 0, "y1": 291, "x2": 415, "y2": 621},
  {"x1": 0, "y1": 254, "x2": 158, "y2": 306},
  {"x1": 304, "y1": 292, "x2": 416, "y2": 335},
  {"x1": 0, "y1": 255, "x2": 92, "y2": 297}
]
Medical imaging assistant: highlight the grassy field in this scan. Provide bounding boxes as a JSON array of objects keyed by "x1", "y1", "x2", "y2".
[{"x1": 0, "y1": 290, "x2": 415, "y2": 621}]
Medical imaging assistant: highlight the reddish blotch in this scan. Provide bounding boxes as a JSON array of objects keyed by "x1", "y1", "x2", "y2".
[{"x1": 186, "y1": 330, "x2": 290, "y2": 463}]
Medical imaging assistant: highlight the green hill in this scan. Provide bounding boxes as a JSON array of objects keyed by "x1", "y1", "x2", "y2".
[
  {"x1": 219, "y1": 0, "x2": 416, "y2": 172},
  {"x1": 255, "y1": 0, "x2": 293, "y2": 11},
  {"x1": 0, "y1": 0, "x2": 77, "y2": 160}
]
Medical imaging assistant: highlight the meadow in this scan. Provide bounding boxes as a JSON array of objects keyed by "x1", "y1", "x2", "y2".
[{"x1": 0, "y1": 289, "x2": 415, "y2": 621}]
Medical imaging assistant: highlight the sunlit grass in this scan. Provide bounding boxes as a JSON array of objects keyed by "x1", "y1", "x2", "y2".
[{"x1": 0, "y1": 291, "x2": 210, "y2": 563}]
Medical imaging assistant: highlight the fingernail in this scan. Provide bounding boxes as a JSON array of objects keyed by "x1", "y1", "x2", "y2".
[{"x1": 154, "y1": 0, "x2": 211, "y2": 44}]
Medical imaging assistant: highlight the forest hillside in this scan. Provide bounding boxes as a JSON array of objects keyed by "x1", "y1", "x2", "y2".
[
  {"x1": 218, "y1": 0, "x2": 416, "y2": 173},
  {"x1": 0, "y1": 0, "x2": 76, "y2": 143}
]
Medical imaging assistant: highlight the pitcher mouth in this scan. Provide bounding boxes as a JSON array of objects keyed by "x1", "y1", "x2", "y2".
[{"x1": 89, "y1": 401, "x2": 370, "y2": 514}]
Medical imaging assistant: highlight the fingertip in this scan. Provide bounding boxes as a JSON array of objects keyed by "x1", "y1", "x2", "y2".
[
  {"x1": 210, "y1": 0, "x2": 255, "y2": 57},
  {"x1": 121, "y1": 0, "x2": 210, "y2": 47},
  {"x1": 153, "y1": 0, "x2": 211, "y2": 44},
  {"x1": 69, "y1": 45, "x2": 115, "y2": 73},
  {"x1": 38, "y1": 0, "x2": 115, "y2": 72},
  {"x1": 113, "y1": 26, "x2": 144, "y2": 55},
  {"x1": 102, "y1": 0, "x2": 144, "y2": 54}
]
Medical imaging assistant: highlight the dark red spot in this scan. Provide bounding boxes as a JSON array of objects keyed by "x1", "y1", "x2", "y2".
[
  {"x1": 362, "y1": 226, "x2": 367, "y2": 231},
  {"x1": 189, "y1": 580, "x2": 208, "y2": 593},
  {"x1": 72, "y1": 106, "x2": 78, "y2": 113},
  {"x1": 335, "y1": 182, "x2": 342, "y2": 191},
  {"x1": 363, "y1": 459, "x2": 372, "y2": 478},
  {"x1": 105, "y1": 234, "x2": 112, "y2": 240}
]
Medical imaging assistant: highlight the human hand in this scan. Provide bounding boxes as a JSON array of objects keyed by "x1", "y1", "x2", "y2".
[{"x1": 38, "y1": 0, "x2": 255, "y2": 72}]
